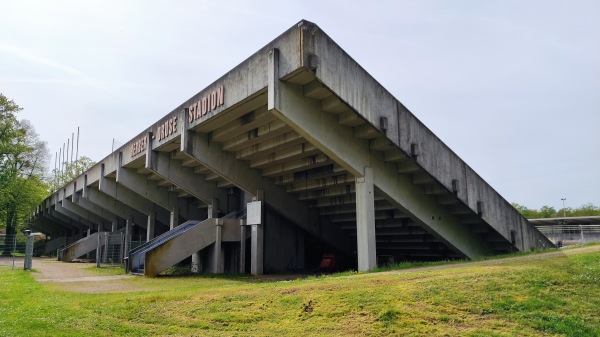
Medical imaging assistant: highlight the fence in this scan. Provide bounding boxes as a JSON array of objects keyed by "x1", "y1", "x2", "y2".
[
  {"x1": 0, "y1": 234, "x2": 28, "y2": 270},
  {"x1": 96, "y1": 234, "x2": 144, "y2": 268},
  {"x1": 536, "y1": 224, "x2": 600, "y2": 247}
]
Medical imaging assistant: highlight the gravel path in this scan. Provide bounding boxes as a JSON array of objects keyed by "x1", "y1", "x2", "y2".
[
  {"x1": 2, "y1": 245, "x2": 599, "y2": 294},
  {"x1": 0, "y1": 257, "x2": 140, "y2": 293}
]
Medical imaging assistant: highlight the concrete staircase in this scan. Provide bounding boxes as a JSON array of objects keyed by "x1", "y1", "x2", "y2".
[
  {"x1": 58, "y1": 232, "x2": 108, "y2": 262},
  {"x1": 128, "y1": 218, "x2": 240, "y2": 277}
]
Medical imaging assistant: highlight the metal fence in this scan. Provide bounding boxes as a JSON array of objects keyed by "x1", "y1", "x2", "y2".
[
  {"x1": 536, "y1": 225, "x2": 600, "y2": 246},
  {"x1": 96, "y1": 234, "x2": 144, "y2": 268},
  {"x1": 0, "y1": 234, "x2": 28, "y2": 270}
]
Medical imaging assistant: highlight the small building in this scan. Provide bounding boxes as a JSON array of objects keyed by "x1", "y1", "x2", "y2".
[{"x1": 530, "y1": 216, "x2": 600, "y2": 247}]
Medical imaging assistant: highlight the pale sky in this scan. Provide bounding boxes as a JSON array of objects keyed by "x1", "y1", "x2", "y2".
[{"x1": 1, "y1": 0, "x2": 598, "y2": 210}]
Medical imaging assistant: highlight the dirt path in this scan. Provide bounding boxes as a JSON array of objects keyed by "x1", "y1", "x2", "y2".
[
  {"x1": 0, "y1": 257, "x2": 140, "y2": 293},
  {"x1": 2, "y1": 245, "x2": 599, "y2": 294}
]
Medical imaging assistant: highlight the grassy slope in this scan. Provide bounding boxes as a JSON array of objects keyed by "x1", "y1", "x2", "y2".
[{"x1": 1, "y1": 246, "x2": 599, "y2": 337}]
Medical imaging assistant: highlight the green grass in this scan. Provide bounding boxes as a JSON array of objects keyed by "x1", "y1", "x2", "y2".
[{"x1": 1, "y1": 247, "x2": 599, "y2": 336}]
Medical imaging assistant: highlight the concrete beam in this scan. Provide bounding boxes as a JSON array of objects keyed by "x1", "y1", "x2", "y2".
[
  {"x1": 270, "y1": 74, "x2": 492, "y2": 259},
  {"x1": 146, "y1": 137, "x2": 227, "y2": 205},
  {"x1": 30, "y1": 218, "x2": 62, "y2": 236},
  {"x1": 181, "y1": 125, "x2": 353, "y2": 256},
  {"x1": 39, "y1": 212, "x2": 80, "y2": 233},
  {"x1": 62, "y1": 197, "x2": 111, "y2": 231},
  {"x1": 116, "y1": 154, "x2": 174, "y2": 211},
  {"x1": 73, "y1": 193, "x2": 119, "y2": 225},
  {"x1": 54, "y1": 198, "x2": 96, "y2": 230},
  {"x1": 44, "y1": 210, "x2": 84, "y2": 233},
  {"x1": 82, "y1": 186, "x2": 148, "y2": 229}
]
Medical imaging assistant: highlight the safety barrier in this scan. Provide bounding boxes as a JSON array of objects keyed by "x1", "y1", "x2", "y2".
[{"x1": 128, "y1": 220, "x2": 203, "y2": 274}]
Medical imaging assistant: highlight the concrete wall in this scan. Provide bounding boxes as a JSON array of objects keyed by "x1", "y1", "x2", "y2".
[{"x1": 264, "y1": 207, "x2": 305, "y2": 273}]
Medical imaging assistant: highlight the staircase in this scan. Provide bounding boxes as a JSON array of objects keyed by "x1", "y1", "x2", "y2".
[
  {"x1": 58, "y1": 232, "x2": 108, "y2": 262},
  {"x1": 128, "y1": 217, "x2": 241, "y2": 277}
]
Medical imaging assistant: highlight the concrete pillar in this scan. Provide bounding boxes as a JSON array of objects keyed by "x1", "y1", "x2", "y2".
[
  {"x1": 103, "y1": 233, "x2": 109, "y2": 264},
  {"x1": 169, "y1": 206, "x2": 179, "y2": 230},
  {"x1": 356, "y1": 166, "x2": 377, "y2": 272},
  {"x1": 251, "y1": 190, "x2": 264, "y2": 275},
  {"x1": 192, "y1": 199, "x2": 218, "y2": 274},
  {"x1": 96, "y1": 233, "x2": 102, "y2": 268},
  {"x1": 111, "y1": 218, "x2": 118, "y2": 232},
  {"x1": 124, "y1": 216, "x2": 133, "y2": 260},
  {"x1": 146, "y1": 210, "x2": 155, "y2": 242},
  {"x1": 239, "y1": 220, "x2": 246, "y2": 273},
  {"x1": 213, "y1": 219, "x2": 223, "y2": 274}
]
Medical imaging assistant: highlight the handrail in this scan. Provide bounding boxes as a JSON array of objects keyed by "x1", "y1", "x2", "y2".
[
  {"x1": 59, "y1": 232, "x2": 100, "y2": 252},
  {"x1": 129, "y1": 220, "x2": 198, "y2": 256},
  {"x1": 128, "y1": 220, "x2": 204, "y2": 273}
]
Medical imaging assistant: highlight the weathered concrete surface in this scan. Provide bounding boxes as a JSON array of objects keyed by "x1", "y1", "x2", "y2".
[
  {"x1": 144, "y1": 218, "x2": 240, "y2": 277},
  {"x1": 59, "y1": 232, "x2": 108, "y2": 262},
  {"x1": 30, "y1": 20, "x2": 553, "y2": 273}
]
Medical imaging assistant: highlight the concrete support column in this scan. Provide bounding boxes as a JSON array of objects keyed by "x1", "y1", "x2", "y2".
[
  {"x1": 146, "y1": 210, "x2": 155, "y2": 242},
  {"x1": 191, "y1": 253, "x2": 200, "y2": 274},
  {"x1": 213, "y1": 219, "x2": 223, "y2": 274},
  {"x1": 111, "y1": 218, "x2": 118, "y2": 232},
  {"x1": 124, "y1": 215, "x2": 133, "y2": 261},
  {"x1": 251, "y1": 190, "x2": 264, "y2": 275},
  {"x1": 96, "y1": 232, "x2": 102, "y2": 268},
  {"x1": 191, "y1": 199, "x2": 218, "y2": 274},
  {"x1": 170, "y1": 206, "x2": 179, "y2": 230},
  {"x1": 356, "y1": 166, "x2": 377, "y2": 272},
  {"x1": 239, "y1": 219, "x2": 246, "y2": 273},
  {"x1": 103, "y1": 233, "x2": 109, "y2": 264}
]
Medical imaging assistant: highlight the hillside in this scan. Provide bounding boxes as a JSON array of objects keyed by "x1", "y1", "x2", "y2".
[{"x1": 1, "y1": 245, "x2": 599, "y2": 336}]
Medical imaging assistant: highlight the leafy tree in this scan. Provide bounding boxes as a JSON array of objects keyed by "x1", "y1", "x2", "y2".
[
  {"x1": 50, "y1": 156, "x2": 96, "y2": 192},
  {"x1": 511, "y1": 203, "x2": 539, "y2": 219},
  {"x1": 571, "y1": 203, "x2": 600, "y2": 217},
  {"x1": 539, "y1": 205, "x2": 556, "y2": 218},
  {"x1": 513, "y1": 202, "x2": 600, "y2": 219},
  {"x1": 0, "y1": 93, "x2": 49, "y2": 255}
]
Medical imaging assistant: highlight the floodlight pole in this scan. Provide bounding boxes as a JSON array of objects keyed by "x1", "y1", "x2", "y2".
[{"x1": 561, "y1": 198, "x2": 566, "y2": 218}]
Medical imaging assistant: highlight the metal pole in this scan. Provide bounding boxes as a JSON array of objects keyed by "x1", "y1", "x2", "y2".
[
  {"x1": 75, "y1": 127, "x2": 80, "y2": 172},
  {"x1": 561, "y1": 198, "x2": 567, "y2": 218},
  {"x1": 70, "y1": 132, "x2": 74, "y2": 164},
  {"x1": 66, "y1": 138, "x2": 70, "y2": 174},
  {"x1": 58, "y1": 147, "x2": 62, "y2": 181},
  {"x1": 54, "y1": 151, "x2": 58, "y2": 191},
  {"x1": 11, "y1": 235, "x2": 16, "y2": 270}
]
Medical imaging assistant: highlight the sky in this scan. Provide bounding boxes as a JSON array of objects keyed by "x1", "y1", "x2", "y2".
[{"x1": 1, "y1": 0, "x2": 598, "y2": 210}]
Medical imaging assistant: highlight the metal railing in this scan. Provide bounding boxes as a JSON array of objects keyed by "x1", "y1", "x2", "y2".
[
  {"x1": 97, "y1": 234, "x2": 144, "y2": 267},
  {"x1": 128, "y1": 220, "x2": 203, "y2": 273},
  {"x1": 0, "y1": 234, "x2": 27, "y2": 269},
  {"x1": 535, "y1": 224, "x2": 600, "y2": 246}
]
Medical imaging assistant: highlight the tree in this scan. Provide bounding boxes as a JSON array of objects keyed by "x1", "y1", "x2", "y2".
[
  {"x1": 513, "y1": 202, "x2": 600, "y2": 219},
  {"x1": 539, "y1": 205, "x2": 556, "y2": 218},
  {"x1": 50, "y1": 156, "x2": 96, "y2": 192},
  {"x1": 0, "y1": 93, "x2": 49, "y2": 255},
  {"x1": 511, "y1": 203, "x2": 539, "y2": 219}
]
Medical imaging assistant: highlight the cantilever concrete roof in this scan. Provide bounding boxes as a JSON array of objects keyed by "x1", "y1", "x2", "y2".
[
  {"x1": 529, "y1": 216, "x2": 600, "y2": 226},
  {"x1": 30, "y1": 20, "x2": 553, "y2": 264}
]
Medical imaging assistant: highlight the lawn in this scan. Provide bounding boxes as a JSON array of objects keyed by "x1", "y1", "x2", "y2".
[{"x1": 1, "y1": 246, "x2": 599, "y2": 336}]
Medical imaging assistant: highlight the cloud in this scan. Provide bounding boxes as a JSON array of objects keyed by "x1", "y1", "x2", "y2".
[{"x1": 0, "y1": 43, "x2": 108, "y2": 90}]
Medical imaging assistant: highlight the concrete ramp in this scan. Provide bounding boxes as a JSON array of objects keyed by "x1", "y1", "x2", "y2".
[
  {"x1": 129, "y1": 218, "x2": 240, "y2": 277},
  {"x1": 58, "y1": 232, "x2": 108, "y2": 262}
]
